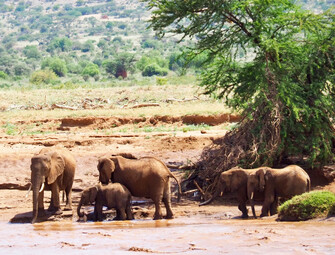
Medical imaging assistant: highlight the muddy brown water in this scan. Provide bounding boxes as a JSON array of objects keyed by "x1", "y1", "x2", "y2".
[{"x1": 1, "y1": 216, "x2": 335, "y2": 254}]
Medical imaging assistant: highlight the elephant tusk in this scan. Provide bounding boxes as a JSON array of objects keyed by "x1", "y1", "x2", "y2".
[
  {"x1": 250, "y1": 192, "x2": 254, "y2": 200},
  {"x1": 39, "y1": 182, "x2": 45, "y2": 193},
  {"x1": 25, "y1": 183, "x2": 32, "y2": 198}
]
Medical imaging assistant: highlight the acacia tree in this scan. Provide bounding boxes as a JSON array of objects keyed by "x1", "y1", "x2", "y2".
[{"x1": 143, "y1": 0, "x2": 335, "y2": 181}]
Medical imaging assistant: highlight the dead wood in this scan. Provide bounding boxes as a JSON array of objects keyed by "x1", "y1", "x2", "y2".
[
  {"x1": 51, "y1": 104, "x2": 78, "y2": 110},
  {"x1": 166, "y1": 96, "x2": 200, "y2": 103},
  {"x1": 129, "y1": 103, "x2": 160, "y2": 109}
]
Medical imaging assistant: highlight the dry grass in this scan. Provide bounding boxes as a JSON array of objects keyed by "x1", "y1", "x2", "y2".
[{"x1": 0, "y1": 85, "x2": 231, "y2": 122}]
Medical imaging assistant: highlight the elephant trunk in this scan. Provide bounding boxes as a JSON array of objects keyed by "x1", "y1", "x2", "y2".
[
  {"x1": 31, "y1": 176, "x2": 44, "y2": 224},
  {"x1": 32, "y1": 186, "x2": 39, "y2": 224},
  {"x1": 199, "y1": 188, "x2": 221, "y2": 206},
  {"x1": 77, "y1": 198, "x2": 84, "y2": 218}
]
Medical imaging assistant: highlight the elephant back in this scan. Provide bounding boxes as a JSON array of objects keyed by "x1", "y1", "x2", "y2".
[{"x1": 112, "y1": 156, "x2": 169, "y2": 198}]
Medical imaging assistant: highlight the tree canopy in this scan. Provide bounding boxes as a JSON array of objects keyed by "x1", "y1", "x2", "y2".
[{"x1": 143, "y1": 0, "x2": 335, "y2": 179}]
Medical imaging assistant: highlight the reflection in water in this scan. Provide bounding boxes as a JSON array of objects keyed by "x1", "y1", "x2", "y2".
[{"x1": 1, "y1": 218, "x2": 335, "y2": 254}]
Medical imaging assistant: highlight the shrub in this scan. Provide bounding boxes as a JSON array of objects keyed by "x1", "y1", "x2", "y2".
[
  {"x1": 142, "y1": 64, "x2": 168, "y2": 77},
  {"x1": 278, "y1": 191, "x2": 335, "y2": 221},
  {"x1": 42, "y1": 58, "x2": 67, "y2": 77},
  {"x1": 156, "y1": 77, "x2": 167, "y2": 85},
  {"x1": 82, "y1": 63, "x2": 100, "y2": 77},
  {"x1": 0, "y1": 71, "x2": 8, "y2": 79},
  {"x1": 29, "y1": 69, "x2": 57, "y2": 84}
]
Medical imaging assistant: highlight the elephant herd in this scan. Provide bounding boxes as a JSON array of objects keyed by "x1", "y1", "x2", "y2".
[
  {"x1": 29, "y1": 146, "x2": 181, "y2": 224},
  {"x1": 200, "y1": 165, "x2": 311, "y2": 218},
  {"x1": 29, "y1": 146, "x2": 311, "y2": 224}
]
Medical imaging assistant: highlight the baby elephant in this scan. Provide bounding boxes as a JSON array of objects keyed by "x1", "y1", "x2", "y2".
[{"x1": 77, "y1": 183, "x2": 134, "y2": 221}]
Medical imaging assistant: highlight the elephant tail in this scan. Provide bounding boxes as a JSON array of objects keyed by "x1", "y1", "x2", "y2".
[{"x1": 169, "y1": 172, "x2": 183, "y2": 202}]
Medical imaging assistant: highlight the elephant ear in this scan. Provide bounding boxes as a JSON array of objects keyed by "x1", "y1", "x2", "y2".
[
  {"x1": 89, "y1": 186, "x2": 99, "y2": 204},
  {"x1": 229, "y1": 172, "x2": 241, "y2": 191},
  {"x1": 98, "y1": 158, "x2": 115, "y2": 182},
  {"x1": 48, "y1": 152, "x2": 65, "y2": 184}
]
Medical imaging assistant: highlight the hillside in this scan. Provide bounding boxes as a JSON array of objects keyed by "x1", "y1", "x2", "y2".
[
  {"x1": 0, "y1": 0, "x2": 187, "y2": 86},
  {"x1": 0, "y1": 0, "x2": 333, "y2": 87}
]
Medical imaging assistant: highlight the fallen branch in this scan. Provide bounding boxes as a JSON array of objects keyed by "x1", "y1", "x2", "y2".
[
  {"x1": 52, "y1": 104, "x2": 78, "y2": 110},
  {"x1": 193, "y1": 180, "x2": 206, "y2": 196},
  {"x1": 129, "y1": 103, "x2": 160, "y2": 109},
  {"x1": 166, "y1": 96, "x2": 199, "y2": 103}
]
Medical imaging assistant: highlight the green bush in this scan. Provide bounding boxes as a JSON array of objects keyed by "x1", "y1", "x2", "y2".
[
  {"x1": 29, "y1": 69, "x2": 57, "y2": 85},
  {"x1": 0, "y1": 71, "x2": 8, "y2": 79},
  {"x1": 42, "y1": 58, "x2": 67, "y2": 77},
  {"x1": 82, "y1": 63, "x2": 100, "y2": 77},
  {"x1": 278, "y1": 191, "x2": 335, "y2": 221},
  {"x1": 142, "y1": 64, "x2": 168, "y2": 77},
  {"x1": 156, "y1": 77, "x2": 167, "y2": 85}
]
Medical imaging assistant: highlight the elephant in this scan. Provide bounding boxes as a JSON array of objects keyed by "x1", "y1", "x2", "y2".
[
  {"x1": 247, "y1": 165, "x2": 311, "y2": 218},
  {"x1": 199, "y1": 167, "x2": 264, "y2": 218},
  {"x1": 77, "y1": 183, "x2": 133, "y2": 221},
  {"x1": 30, "y1": 146, "x2": 76, "y2": 224},
  {"x1": 97, "y1": 155, "x2": 182, "y2": 220}
]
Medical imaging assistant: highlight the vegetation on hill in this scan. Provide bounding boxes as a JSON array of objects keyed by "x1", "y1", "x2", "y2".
[
  {"x1": 0, "y1": 0, "x2": 206, "y2": 88},
  {"x1": 0, "y1": 0, "x2": 333, "y2": 88}
]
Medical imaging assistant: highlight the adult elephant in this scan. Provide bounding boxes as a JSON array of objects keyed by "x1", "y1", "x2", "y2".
[
  {"x1": 247, "y1": 165, "x2": 310, "y2": 218},
  {"x1": 30, "y1": 146, "x2": 76, "y2": 224},
  {"x1": 199, "y1": 167, "x2": 265, "y2": 218},
  {"x1": 97, "y1": 155, "x2": 182, "y2": 220}
]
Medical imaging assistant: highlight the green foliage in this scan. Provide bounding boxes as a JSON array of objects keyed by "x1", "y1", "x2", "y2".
[
  {"x1": 2, "y1": 123, "x2": 18, "y2": 135},
  {"x1": 0, "y1": 70, "x2": 8, "y2": 79},
  {"x1": 47, "y1": 37, "x2": 73, "y2": 53},
  {"x1": 156, "y1": 77, "x2": 167, "y2": 85},
  {"x1": 41, "y1": 58, "x2": 67, "y2": 77},
  {"x1": 82, "y1": 63, "x2": 100, "y2": 77},
  {"x1": 14, "y1": 63, "x2": 31, "y2": 76},
  {"x1": 142, "y1": 64, "x2": 168, "y2": 77},
  {"x1": 102, "y1": 52, "x2": 136, "y2": 78},
  {"x1": 29, "y1": 69, "x2": 57, "y2": 84},
  {"x1": 278, "y1": 191, "x2": 335, "y2": 221},
  {"x1": 23, "y1": 46, "x2": 41, "y2": 59},
  {"x1": 143, "y1": 0, "x2": 335, "y2": 167}
]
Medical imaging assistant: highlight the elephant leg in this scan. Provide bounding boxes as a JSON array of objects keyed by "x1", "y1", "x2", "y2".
[
  {"x1": 64, "y1": 186, "x2": 72, "y2": 211},
  {"x1": 126, "y1": 204, "x2": 134, "y2": 220},
  {"x1": 114, "y1": 209, "x2": 126, "y2": 220},
  {"x1": 260, "y1": 194, "x2": 275, "y2": 217},
  {"x1": 94, "y1": 202, "x2": 103, "y2": 221},
  {"x1": 260, "y1": 204, "x2": 270, "y2": 217},
  {"x1": 236, "y1": 192, "x2": 248, "y2": 218},
  {"x1": 270, "y1": 196, "x2": 278, "y2": 215},
  {"x1": 113, "y1": 209, "x2": 120, "y2": 220},
  {"x1": 153, "y1": 197, "x2": 163, "y2": 220},
  {"x1": 162, "y1": 193, "x2": 173, "y2": 219},
  {"x1": 47, "y1": 196, "x2": 53, "y2": 211},
  {"x1": 50, "y1": 186, "x2": 62, "y2": 215},
  {"x1": 238, "y1": 203, "x2": 248, "y2": 218}
]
